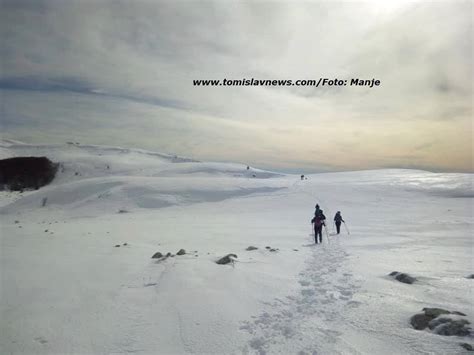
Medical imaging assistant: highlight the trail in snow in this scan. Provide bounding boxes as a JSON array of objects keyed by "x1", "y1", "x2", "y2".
[{"x1": 240, "y1": 237, "x2": 361, "y2": 355}]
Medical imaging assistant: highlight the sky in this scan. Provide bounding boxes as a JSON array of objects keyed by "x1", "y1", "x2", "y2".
[{"x1": 1, "y1": 0, "x2": 472, "y2": 173}]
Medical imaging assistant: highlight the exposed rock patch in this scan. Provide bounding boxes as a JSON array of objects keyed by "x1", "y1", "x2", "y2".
[
  {"x1": 216, "y1": 254, "x2": 237, "y2": 265},
  {"x1": 411, "y1": 313, "x2": 431, "y2": 330},
  {"x1": 410, "y1": 308, "x2": 471, "y2": 337},
  {"x1": 389, "y1": 271, "x2": 416, "y2": 284},
  {"x1": 423, "y1": 307, "x2": 451, "y2": 318},
  {"x1": 460, "y1": 343, "x2": 473, "y2": 351},
  {"x1": 430, "y1": 318, "x2": 470, "y2": 336}
]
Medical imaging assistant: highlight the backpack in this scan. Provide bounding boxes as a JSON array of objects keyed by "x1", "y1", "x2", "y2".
[
  {"x1": 314, "y1": 216, "x2": 323, "y2": 226},
  {"x1": 312, "y1": 214, "x2": 323, "y2": 227}
]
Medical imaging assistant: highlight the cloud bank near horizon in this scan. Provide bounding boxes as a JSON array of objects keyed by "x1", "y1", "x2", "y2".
[{"x1": 1, "y1": 0, "x2": 472, "y2": 172}]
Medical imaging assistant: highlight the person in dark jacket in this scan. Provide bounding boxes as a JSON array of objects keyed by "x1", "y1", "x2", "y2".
[
  {"x1": 311, "y1": 209, "x2": 326, "y2": 244},
  {"x1": 334, "y1": 211, "x2": 345, "y2": 234}
]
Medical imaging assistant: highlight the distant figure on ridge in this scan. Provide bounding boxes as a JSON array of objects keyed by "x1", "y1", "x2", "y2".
[
  {"x1": 334, "y1": 211, "x2": 345, "y2": 234},
  {"x1": 311, "y1": 208, "x2": 326, "y2": 244}
]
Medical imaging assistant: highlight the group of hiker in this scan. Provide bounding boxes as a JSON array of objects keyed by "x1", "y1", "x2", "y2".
[{"x1": 310, "y1": 204, "x2": 347, "y2": 244}]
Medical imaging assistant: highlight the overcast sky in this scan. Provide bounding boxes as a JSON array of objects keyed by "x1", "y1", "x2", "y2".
[{"x1": 1, "y1": 0, "x2": 472, "y2": 172}]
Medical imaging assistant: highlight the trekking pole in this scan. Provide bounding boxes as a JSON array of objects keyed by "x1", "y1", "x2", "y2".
[
  {"x1": 324, "y1": 224, "x2": 330, "y2": 244},
  {"x1": 343, "y1": 222, "x2": 350, "y2": 235}
]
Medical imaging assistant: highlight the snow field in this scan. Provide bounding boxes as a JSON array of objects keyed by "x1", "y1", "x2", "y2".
[{"x1": 0, "y1": 142, "x2": 472, "y2": 354}]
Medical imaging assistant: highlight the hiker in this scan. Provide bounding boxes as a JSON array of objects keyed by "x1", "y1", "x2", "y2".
[
  {"x1": 314, "y1": 204, "x2": 320, "y2": 215},
  {"x1": 334, "y1": 211, "x2": 345, "y2": 234},
  {"x1": 311, "y1": 209, "x2": 326, "y2": 244}
]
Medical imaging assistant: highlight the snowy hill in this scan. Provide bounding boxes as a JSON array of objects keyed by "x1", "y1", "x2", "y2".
[
  {"x1": 0, "y1": 142, "x2": 472, "y2": 354},
  {"x1": 0, "y1": 141, "x2": 283, "y2": 215},
  {"x1": 0, "y1": 140, "x2": 280, "y2": 179}
]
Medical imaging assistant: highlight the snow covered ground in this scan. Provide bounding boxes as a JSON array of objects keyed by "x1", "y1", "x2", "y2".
[{"x1": 0, "y1": 141, "x2": 472, "y2": 354}]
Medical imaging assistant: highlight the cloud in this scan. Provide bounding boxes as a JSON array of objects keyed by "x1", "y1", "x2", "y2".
[
  {"x1": 0, "y1": 76, "x2": 188, "y2": 110},
  {"x1": 1, "y1": 0, "x2": 472, "y2": 172}
]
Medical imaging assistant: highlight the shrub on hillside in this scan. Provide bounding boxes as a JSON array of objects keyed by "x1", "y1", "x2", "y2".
[{"x1": 0, "y1": 156, "x2": 58, "y2": 191}]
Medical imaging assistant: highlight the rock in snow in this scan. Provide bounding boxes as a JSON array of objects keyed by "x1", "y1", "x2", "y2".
[
  {"x1": 410, "y1": 308, "x2": 471, "y2": 336},
  {"x1": 460, "y1": 343, "x2": 474, "y2": 351},
  {"x1": 411, "y1": 313, "x2": 432, "y2": 330},
  {"x1": 451, "y1": 311, "x2": 467, "y2": 316},
  {"x1": 422, "y1": 308, "x2": 451, "y2": 318},
  {"x1": 216, "y1": 254, "x2": 237, "y2": 265},
  {"x1": 432, "y1": 319, "x2": 471, "y2": 336},
  {"x1": 151, "y1": 252, "x2": 163, "y2": 259},
  {"x1": 389, "y1": 271, "x2": 416, "y2": 284}
]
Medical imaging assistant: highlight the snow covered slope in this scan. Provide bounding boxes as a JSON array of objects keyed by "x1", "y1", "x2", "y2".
[
  {"x1": 0, "y1": 142, "x2": 472, "y2": 354},
  {"x1": 0, "y1": 141, "x2": 283, "y2": 215}
]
